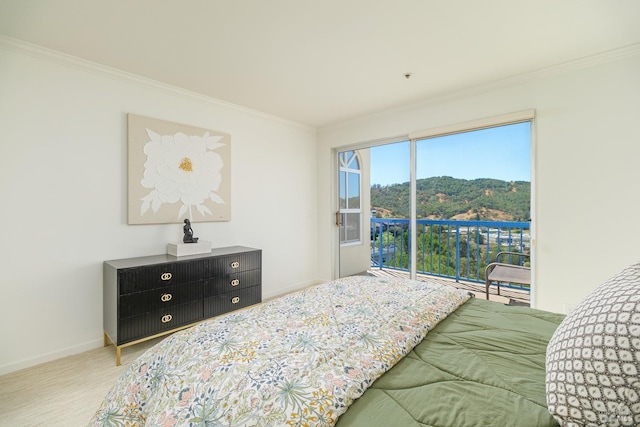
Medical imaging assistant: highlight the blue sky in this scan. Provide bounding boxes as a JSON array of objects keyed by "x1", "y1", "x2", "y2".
[{"x1": 370, "y1": 122, "x2": 531, "y2": 186}]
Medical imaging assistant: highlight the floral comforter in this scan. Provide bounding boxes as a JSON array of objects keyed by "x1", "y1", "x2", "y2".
[{"x1": 89, "y1": 276, "x2": 470, "y2": 427}]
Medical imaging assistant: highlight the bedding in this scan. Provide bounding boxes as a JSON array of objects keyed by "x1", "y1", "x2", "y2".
[
  {"x1": 89, "y1": 276, "x2": 470, "y2": 426},
  {"x1": 336, "y1": 297, "x2": 565, "y2": 427}
]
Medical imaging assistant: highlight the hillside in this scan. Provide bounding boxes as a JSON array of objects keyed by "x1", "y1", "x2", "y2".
[{"x1": 371, "y1": 176, "x2": 530, "y2": 221}]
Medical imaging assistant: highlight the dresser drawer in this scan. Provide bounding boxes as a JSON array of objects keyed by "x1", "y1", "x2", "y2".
[
  {"x1": 104, "y1": 246, "x2": 262, "y2": 364},
  {"x1": 204, "y1": 251, "x2": 261, "y2": 276},
  {"x1": 204, "y1": 269, "x2": 261, "y2": 297},
  {"x1": 118, "y1": 261, "x2": 204, "y2": 294},
  {"x1": 204, "y1": 286, "x2": 261, "y2": 318},
  {"x1": 118, "y1": 300, "x2": 202, "y2": 344},
  {"x1": 119, "y1": 281, "x2": 203, "y2": 318}
]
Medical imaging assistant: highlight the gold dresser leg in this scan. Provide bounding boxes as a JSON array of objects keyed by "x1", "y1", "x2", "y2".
[{"x1": 103, "y1": 331, "x2": 122, "y2": 365}]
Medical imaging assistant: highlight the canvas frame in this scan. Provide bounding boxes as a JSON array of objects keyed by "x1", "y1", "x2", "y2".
[{"x1": 127, "y1": 114, "x2": 231, "y2": 225}]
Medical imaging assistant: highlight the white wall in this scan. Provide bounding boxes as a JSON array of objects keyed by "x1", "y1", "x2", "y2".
[
  {"x1": 317, "y1": 49, "x2": 640, "y2": 314},
  {"x1": 3, "y1": 37, "x2": 639, "y2": 375},
  {"x1": 0, "y1": 39, "x2": 318, "y2": 374}
]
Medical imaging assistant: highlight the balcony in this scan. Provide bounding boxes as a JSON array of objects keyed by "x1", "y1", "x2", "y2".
[{"x1": 369, "y1": 218, "x2": 531, "y2": 305}]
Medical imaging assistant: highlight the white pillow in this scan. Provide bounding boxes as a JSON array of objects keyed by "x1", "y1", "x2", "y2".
[{"x1": 546, "y1": 263, "x2": 640, "y2": 427}]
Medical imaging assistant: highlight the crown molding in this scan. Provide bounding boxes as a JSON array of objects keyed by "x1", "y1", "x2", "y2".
[
  {"x1": 0, "y1": 35, "x2": 314, "y2": 132},
  {"x1": 491, "y1": 43, "x2": 640, "y2": 87},
  {"x1": 322, "y1": 43, "x2": 640, "y2": 132},
  {"x1": 3, "y1": 34, "x2": 638, "y2": 133}
]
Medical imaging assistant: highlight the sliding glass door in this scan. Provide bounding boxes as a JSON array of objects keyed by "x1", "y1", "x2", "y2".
[
  {"x1": 414, "y1": 122, "x2": 531, "y2": 284},
  {"x1": 339, "y1": 117, "x2": 532, "y2": 292}
]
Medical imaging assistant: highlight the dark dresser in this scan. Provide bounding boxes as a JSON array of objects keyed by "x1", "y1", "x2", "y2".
[{"x1": 103, "y1": 246, "x2": 261, "y2": 364}]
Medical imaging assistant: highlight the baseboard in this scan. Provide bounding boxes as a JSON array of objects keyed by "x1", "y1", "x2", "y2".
[
  {"x1": 262, "y1": 279, "x2": 324, "y2": 302},
  {"x1": 0, "y1": 338, "x2": 104, "y2": 376}
]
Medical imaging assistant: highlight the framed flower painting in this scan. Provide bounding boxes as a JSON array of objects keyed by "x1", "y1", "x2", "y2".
[{"x1": 127, "y1": 114, "x2": 231, "y2": 224}]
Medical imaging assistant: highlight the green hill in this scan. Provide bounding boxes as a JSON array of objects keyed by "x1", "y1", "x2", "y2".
[{"x1": 371, "y1": 176, "x2": 530, "y2": 221}]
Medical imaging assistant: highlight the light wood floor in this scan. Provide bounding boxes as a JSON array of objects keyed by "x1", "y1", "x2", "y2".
[{"x1": 0, "y1": 336, "x2": 164, "y2": 426}]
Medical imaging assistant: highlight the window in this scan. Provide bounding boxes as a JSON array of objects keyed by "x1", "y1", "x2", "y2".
[{"x1": 339, "y1": 151, "x2": 361, "y2": 245}]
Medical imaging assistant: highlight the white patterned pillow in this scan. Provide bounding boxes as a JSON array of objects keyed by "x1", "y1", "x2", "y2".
[{"x1": 546, "y1": 263, "x2": 640, "y2": 427}]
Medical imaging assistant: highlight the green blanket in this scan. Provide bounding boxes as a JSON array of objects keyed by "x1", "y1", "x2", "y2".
[{"x1": 336, "y1": 297, "x2": 565, "y2": 427}]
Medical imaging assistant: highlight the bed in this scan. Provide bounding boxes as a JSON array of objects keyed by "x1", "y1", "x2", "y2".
[{"x1": 89, "y1": 275, "x2": 565, "y2": 426}]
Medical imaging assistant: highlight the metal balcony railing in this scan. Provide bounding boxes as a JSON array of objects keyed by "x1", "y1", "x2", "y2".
[{"x1": 370, "y1": 218, "x2": 531, "y2": 291}]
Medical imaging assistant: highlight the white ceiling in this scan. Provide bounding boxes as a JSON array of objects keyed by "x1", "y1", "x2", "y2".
[{"x1": 1, "y1": 0, "x2": 640, "y2": 128}]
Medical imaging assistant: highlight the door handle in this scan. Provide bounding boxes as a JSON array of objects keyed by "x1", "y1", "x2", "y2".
[{"x1": 335, "y1": 211, "x2": 341, "y2": 227}]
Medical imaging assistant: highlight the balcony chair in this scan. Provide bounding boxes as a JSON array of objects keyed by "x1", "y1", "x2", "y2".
[{"x1": 485, "y1": 251, "x2": 531, "y2": 300}]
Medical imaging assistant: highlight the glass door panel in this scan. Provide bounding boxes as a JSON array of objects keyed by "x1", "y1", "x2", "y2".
[
  {"x1": 415, "y1": 122, "x2": 531, "y2": 285},
  {"x1": 368, "y1": 141, "x2": 411, "y2": 276}
]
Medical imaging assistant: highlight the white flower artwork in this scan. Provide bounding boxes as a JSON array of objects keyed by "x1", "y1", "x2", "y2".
[{"x1": 128, "y1": 114, "x2": 231, "y2": 224}]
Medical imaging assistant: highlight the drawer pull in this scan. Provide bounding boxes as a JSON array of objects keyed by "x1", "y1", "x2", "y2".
[
  {"x1": 161, "y1": 314, "x2": 173, "y2": 323},
  {"x1": 230, "y1": 279, "x2": 240, "y2": 287},
  {"x1": 231, "y1": 296, "x2": 240, "y2": 304},
  {"x1": 230, "y1": 261, "x2": 240, "y2": 269},
  {"x1": 161, "y1": 272, "x2": 173, "y2": 281},
  {"x1": 160, "y1": 293, "x2": 173, "y2": 302}
]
